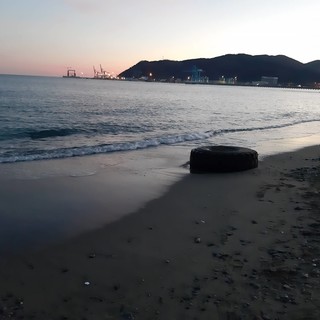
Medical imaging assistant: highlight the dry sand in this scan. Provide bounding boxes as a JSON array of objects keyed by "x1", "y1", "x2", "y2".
[{"x1": 0, "y1": 145, "x2": 320, "y2": 319}]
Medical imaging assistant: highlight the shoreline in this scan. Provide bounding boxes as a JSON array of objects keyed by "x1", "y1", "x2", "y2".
[
  {"x1": 0, "y1": 144, "x2": 319, "y2": 319},
  {"x1": 1, "y1": 131, "x2": 320, "y2": 253}
]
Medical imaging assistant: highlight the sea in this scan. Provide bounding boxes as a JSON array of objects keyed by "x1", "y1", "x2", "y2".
[{"x1": 1, "y1": 74, "x2": 320, "y2": 165}]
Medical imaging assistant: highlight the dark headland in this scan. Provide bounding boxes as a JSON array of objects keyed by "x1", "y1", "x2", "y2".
[{"x1": 119, "y1": 54, "x2": 320, "y2": 88}]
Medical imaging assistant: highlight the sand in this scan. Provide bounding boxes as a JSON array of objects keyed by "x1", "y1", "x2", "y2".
[{"x1": 0, "y1": 145, "x2": 320, "y2": 319}]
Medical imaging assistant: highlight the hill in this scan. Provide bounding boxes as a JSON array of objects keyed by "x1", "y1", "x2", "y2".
[
  {"x1": 305, "y1": 60, "x2": 320, "y2": 73},
  {"x1": 119, "y1": 54, "x2": 320, "y2": 86}
]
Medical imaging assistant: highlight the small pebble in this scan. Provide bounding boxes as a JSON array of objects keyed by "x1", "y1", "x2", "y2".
[{"x1": 194, "y1": 237, "x2": 201, "y2": 244}]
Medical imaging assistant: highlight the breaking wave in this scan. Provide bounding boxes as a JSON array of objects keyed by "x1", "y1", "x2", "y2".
[{"x1": 1, "y1": 118, "x2": 319, "y2": 163}]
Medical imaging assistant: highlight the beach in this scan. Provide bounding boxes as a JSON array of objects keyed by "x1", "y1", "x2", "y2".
[{"x1": 0, "y1": 144, "x2": 319, "y2": 320}]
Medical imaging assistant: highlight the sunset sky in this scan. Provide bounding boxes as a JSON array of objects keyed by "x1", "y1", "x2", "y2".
[{"x1": 0, "y1": 0, "x2": 319, "y2": 77}]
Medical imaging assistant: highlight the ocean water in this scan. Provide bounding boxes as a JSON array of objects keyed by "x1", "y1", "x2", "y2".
[{"x1": 0, "y1": 74, "x2": 320, "y2": 164}]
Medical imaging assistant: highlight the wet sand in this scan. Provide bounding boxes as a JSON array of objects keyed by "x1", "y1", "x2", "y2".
[
  {"x1": 0, "y1": 145, "x2": 320, "y2": 319},
  {"x1": 0, "y1": 146, "x2": 188, "y2": 254}
]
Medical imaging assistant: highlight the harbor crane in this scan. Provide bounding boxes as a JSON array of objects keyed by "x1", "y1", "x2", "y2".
[
  {"x1": 190, "y1": 65, "x2": 203, "y2": 82},
  {"x1": 184, "y1": 65, "x2": 204, "y2": 82},
  {"x1": 93, "y1": 64, "x2": 110, "y2": 79},
  {"x1": 63, "y1": 67, "x2": 77, "y2": 78}
]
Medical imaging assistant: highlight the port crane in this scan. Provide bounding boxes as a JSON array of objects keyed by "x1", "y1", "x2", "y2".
[
  {"x1": 184, "y1": 65, "x2": 204, "y2": 82},
  {"x1": 63, "y1": 67, "x2": 77, "y2": 78},
  {"x1": 93, "y1": 64, "x2": 110, "y2": 79},
  {"x1": 190, "y1": 65, "x2": 203, "y2": 82}
]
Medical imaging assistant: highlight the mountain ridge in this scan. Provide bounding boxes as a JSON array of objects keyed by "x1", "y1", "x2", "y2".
[{"x1": 119, "y1": 54, "x2": 320, "y2": 85}]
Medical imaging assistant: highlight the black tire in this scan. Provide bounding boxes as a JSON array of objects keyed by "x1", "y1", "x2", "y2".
[{"x1": 190, "y1": 145, "x2": 258, "y2": 173}]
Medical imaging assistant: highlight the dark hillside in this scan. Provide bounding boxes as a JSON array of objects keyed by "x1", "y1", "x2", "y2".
[
  {"x1": 119, "y1": 54, "x2": 320, "y2": 85},
  {"x1": 305, "y1": 60, "x2": 320, "y2": 73}
]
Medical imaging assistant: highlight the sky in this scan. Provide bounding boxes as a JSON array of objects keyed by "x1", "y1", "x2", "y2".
[{"x1": 0, "y1": 0, "x2": 319, "y2": 77}]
